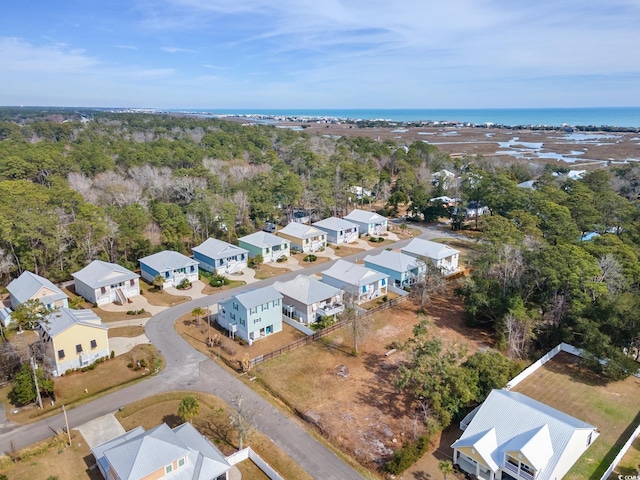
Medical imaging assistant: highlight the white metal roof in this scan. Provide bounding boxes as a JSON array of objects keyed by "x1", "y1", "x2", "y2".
[
  {"x1": 7, "y1": 271, "x2": 68, "y2": 305},
  {"x1": 451, "y1": 389, "x2": 596, "y2": 480},
  {"x1": 41, "y1": 308, "x2": 107, "y2": 338},
  {"x1": 343, "y1": 209, "x2": 387, "y2": 224},
  {"x1": 239, "y1": 231, "x2": 290, "y2": 249},
  {"x1": 312, "y1": 216, "x2": 358, "y2": 232},
  {"x1": 278, "y1": 222, "x2": 324, "y2": 239},
  {"x1": 192, "y1": 238, "x2": 248, "y2": 260},
  {"x1": 139, "y1": 250, "x2": 198, "y2": 273},
  {"x1": 273, "y1": 275, "x2": 343, "y2": 305},
  {"x1": 401, "y1": 238, "x2": 460, "y2": 260},
  {"x1": 364, "y1": 250, "x2": 424, "y2": 273},
  {"x1": 321, "y1": 259, "x2": 388, "y2": 287},
  {"x1": 223, "y1": 285, "x2": 283, "y2": 310},
  {"x1": 72, "y1": 260, "x2": 139, "y2": 289}
]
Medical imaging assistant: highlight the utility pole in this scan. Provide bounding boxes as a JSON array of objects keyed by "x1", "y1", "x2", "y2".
[
  {"x1": 30, "y1": 356, "x2": 43, "y2": 409},
  {"x1": 62, "y1": 405, "x2": 72, "y2": 446}
]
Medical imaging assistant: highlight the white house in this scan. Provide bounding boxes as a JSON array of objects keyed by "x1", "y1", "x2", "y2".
[
  {"x1": 192, "y1": 238, "x2": 248, "y2": 274},
  {"x1": 7, "y1": 271, "x2": 69, "y2": 311},
  {"x1": 312, "y1": 217, "x2": 359, "y2": 245},
  {"x1": 452, "y1": 389, "x2": 598, "y2": 480},
  {"x1": 72, "y1": 260, "x2": 140, "y2": 306},
  {"x1": 343, "y1": 209, "x2": 387, "y2": 236},
  {"x1": 277, "y1": 222, "x2": 327, "y2": 253},
  {"x1": 321, "y1": 259, "x2": 388, "y2": 304},
  {"x1": 401, "y1": 238, "x2": 460, "y2": 275},
  {"x1": 139, "y1": 251, "x2": 199, "y2": 288},
  {"x1": 273, "y1": 275, "x2": 344, "y2": 324},
  {"x1": 364, "y1": 250, "x2": 426, "y2": 288}
]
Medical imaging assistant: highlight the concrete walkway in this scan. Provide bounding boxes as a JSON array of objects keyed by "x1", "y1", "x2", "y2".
[
  {"x1": 76, "y1": 413, "x2": 125, "y2": 449},
  {"x1": 222, "y1": 267, "x2": 259, "y2": 285},
  {"x1": 109, "y1": 334, "x2": 151, "y2": 356},
  {"x1": 164, "y1": 279, "x2": 209, "y2": 300},
  {"x1": 99, "y1": 296, "x2": 167, "y2": 316}
]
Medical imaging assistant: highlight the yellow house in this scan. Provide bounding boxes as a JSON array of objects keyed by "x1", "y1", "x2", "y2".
[{"x1": 40, "y1": 308, "x2": 109, "y2": 377}]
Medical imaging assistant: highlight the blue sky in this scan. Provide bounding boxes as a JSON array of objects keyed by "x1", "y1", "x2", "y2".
[{"x1": 1, "y1": 0, "x2": 639, "y2": 109}]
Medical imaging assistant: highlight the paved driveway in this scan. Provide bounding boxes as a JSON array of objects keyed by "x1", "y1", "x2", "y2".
[{"x1": 76, "y1": 413, "x2": 125, "y2": 448}]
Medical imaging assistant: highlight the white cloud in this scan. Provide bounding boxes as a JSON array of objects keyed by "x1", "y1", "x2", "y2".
[
  {"x1": 115, "y1": 44, "x2": 139, "y2": 50},
  {"x1": 160, "y1": 46, "x2": 194, "y2": 53},
  {"x1": 0, "y1": 37, "x2": 98, "y2": 73}
]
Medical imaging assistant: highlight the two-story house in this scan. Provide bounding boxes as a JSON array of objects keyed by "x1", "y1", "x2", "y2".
[
  {"x1": 239, "y1": 231, "x2": 290, "y2": 263},
  {"x1": 72, "y1": 260, "x2": 140, "y2": 306},
  {"x1": 193, "y1": 238, "x2": 248, "y2": 275},
  {"x1": 312, "y1": 217, "x2": 359, "y2": 245},
  {"x1": 273, "y1": 274, "x2": 344, "y2": 324},
  {"x1": 401, "y1": 238, "x2": 460, "y2": 275},
  {"x1": 7, "y1": 271, "x2": 69, "y2": 311},
  {"x1": 321, "y1": 259, "x2": 388, "y2": 304},
  {"x1": 364, "y1": 250, "x2": 426, "y2": 288},
  {"x1": 343, "y1": 209, "x2": 387, "y2": 236},
  {"x1": 277, "y1": 222, "x2": 327, "y2": 253},
  {"x1": 217, "y1": 286, "x2": 283, "y2": 344},
  {"x1": 139, "y1": 250, "x2": 199, "y2": 288}
]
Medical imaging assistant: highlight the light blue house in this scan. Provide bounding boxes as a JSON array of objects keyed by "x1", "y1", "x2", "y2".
[
  {"x1": 192, "y1": 238, "x2": 248, "y2": 274},
  {"x1": 364, "y1": 250, "x2": 426, "y2": 288},
  {"x1": 238, "y1": 231, "x2": 290, "y2": 263},
  {"x1": 343, "y1": 209, "x2": 387, "y2": 236},
  {"x1": 312, "y1": 217, "x2": 359, "y2": 245},
  {"x1": 7, "y1": 271, "x2": 69, "y2": 311},
  {"x1": 217, "y1": 286, "x2": 283, "y2": 344},
  {"x1": 139, "y1": 250, "x2": 199, "y2": 288}
]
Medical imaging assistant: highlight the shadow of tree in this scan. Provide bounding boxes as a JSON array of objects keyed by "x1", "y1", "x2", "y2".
[{"x1": 162, "y1": 414, "x2": 182, "y2": 428}]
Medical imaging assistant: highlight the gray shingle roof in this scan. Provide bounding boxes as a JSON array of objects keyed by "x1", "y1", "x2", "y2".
[
  {"x1": 278, "y1": 222, "x2": 324, "y2": 239},
  {"x1": 139, "y1": 250, "x2": 198, "y2": 273},
  {"x1": 312, "y1": 217, "x2": 358, "y2": 232},
  {"x1": 364, "y1": 250, "x2": 424, "y2": 273},
  {"x1": 452, "y1": 389, "x2": 596, "y2": 480},
  {"x1": 273, "y1": 275, "x2": 342, "y2": 305},
  {"x1": 72, "y1": 260, "x2": 139, "y2": 289},
  {"x1": 239, "y1": 231, "x2": 290, "y2": 249},
  {"x1": 192, "y1": 238, "x2": 248, "y2": 260},
  {"x1": 322, "y1": 259, "x2": 388, "y2": 287},
  {"x1": 343, "y1": 209, "x2": 387, "y2": 224},
  {"x1": 401, "y1": 238, "x2": 460, "y2": 260},
  {"x1": 7, "y1": 271, "x2": 68, "y2": 306},
  {"x1": 41, "y1": 308, "x2": 107, "y2": 338}
]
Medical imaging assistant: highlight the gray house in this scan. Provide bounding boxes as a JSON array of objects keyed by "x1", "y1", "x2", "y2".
[
  {"x1": 364, "y1": 250, "x2": 426, "y2": 288},
  {"x1": 72, "y1": 260, "x2": 140, "y2": 306},
  {"x1": 7, "y1": 271, "x2": 69, "y2": 310},
  {"x1": 401, "y1": 238, "x2": 460, "y2": 275},
  {"x1": 312, "y1": 217, "x2": 359, "y2": 245},
  {"x1": 193, "y1": 238, "x2": 248, "y2": 274},
  {"x1": 343, "y1": 209, "x2": 387, "y2": 236},
  {"x1": 273, "y1": 275, "x2": 344, "y2": 324},
  {"x1": 321, "y1": 259, "x2": 388, "y2": 304}
]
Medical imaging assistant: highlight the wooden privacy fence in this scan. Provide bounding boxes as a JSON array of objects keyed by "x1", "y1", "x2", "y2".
[{"x1": 249, "y1": 294, "x2": 409, "y2": 367}]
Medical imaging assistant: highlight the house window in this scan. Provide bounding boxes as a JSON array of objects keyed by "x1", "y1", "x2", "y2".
[
  {"x1": 178, "y1": 458, "x2": 185, "y2": 467},
  {"x1": 165, "y1": 464, "x2": 173, "y2": 474},
  {"x1": 130, "y1": 279, "x2": 135, "y2": 286},
  {"x1": 90, "y1": 339, "x2": 97, "y2": 349},
  {"x1": 233, "y1": 303, "x2": 238, "y2": 311},
  {"x1": 250, "y1": 307, "x2": 257, "y2": 315},
  {"x1": 240, "y1": 318, "x2": 245, "y2": 326},
  {"x1": 101, "y1": 286, "x2": 107, "y2": 294},
  {"x1": 58, "y1": 349, "x2": 65, "y2": 359},
  {"x1": 76, "y1": 344, "x2": 83, "y2": 353},
  {"x1": 219, "y1": 259, "x2": 224, "y2": 266},
  {"x1": 165, "y1": 272, "x2": 170, "y2": 278},
  {"x1": 382, "y1": 278, "x2": 386, "y2": 286},
  {"x1": 230, "y1": 313, "x2": 236, "y2": 320}
]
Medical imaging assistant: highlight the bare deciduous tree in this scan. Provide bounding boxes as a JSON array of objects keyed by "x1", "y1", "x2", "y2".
[
  {"x1": 228, "y1": 395, "x2": 259, "y2": 450},
  {"x1": 504, "y1": 312, "x2": 534, "y2": 359}
]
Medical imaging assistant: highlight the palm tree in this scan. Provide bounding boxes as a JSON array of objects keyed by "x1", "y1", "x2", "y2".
[
  {"x1": 192, "y1": 306, "x2": 204, "y2": 327},
  {"x1": 153, "y1": 274, "x2": 165, "y2": 291},
  {"x1": 178, "y1": 396, "x2": 199, "y2": 424},
  {"x1": 438, "y1": 460, "x2": 454, "y2": 480}
]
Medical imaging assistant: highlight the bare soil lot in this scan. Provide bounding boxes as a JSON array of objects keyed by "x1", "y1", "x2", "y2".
[
  {"x1": 512, "y1": 351, "x2": 640, "y2": 480},
  {"x1": 253, "y1": 291, "x2": 492, "y2": 472}
]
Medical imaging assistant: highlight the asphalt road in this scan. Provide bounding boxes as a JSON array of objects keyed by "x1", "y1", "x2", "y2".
[{"x1": 0, "y1": 224, "x2": 458, "y2": 479}]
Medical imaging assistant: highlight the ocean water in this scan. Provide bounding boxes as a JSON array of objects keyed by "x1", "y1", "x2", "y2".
[{"x1": 171, "y1": 107, "x2": 640, "y2": 128}]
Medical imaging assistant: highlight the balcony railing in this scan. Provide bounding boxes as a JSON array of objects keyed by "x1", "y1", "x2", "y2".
[
  {"x1": 318, "y1": 303, "x2": 344, "y2": 317},
  {"x1": 503, "y1": 462, "x2": 534, "y2": 480}
]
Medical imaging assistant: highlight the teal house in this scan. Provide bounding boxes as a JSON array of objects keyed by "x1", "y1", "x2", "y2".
[{"x1": 238, "y1": 231, "x2": 291, "y2": 263}]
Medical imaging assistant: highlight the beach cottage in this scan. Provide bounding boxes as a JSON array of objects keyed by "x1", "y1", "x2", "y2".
[
  {"x1": 7, "y1": 271, "x2": 69, "y2": 310},
  {"x1": 217, "y1": 286, "x2": 283, "y2": 344},
  {"x1": 192, "y1": 238, "x2": 248, "y2": 274},
  {"x1": 139, "y1": 250, "x2": 199, "y2": 288},
  {"x1": 277, "y1": 222, "x2": 327, "y2": 253},
  {"x1": 364, "y1": 250, "x2": 426, "y2": 288},
  {"x1": 239, "y1": 231, "x2": 290, "y2": 263},
  {"x1": 39, "y1": 308, "x2": 109, "y2": 376},
  {"x1": 72, "y1": 260, "x2": 140, "y2": 306},
  {"x1": 401, "y1": 238, "x2": 460, "y2": 275},
  {"x1": 321, "y1": 259, "x2": 388, "y2": 304},
  {"x1": 343, "y1": 209, "x2": 387, "y2": 236},
  {"x1": 312, "y1": 217, "x2": 359, "y2": 245},
  {"x1": 273, "y1": 275, "x2": 344, "y2": 324}
]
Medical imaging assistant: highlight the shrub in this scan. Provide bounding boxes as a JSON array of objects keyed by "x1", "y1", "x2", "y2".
[
  {"x1": 209, "y1": 273, "x2": 228, "y2": 287},
  {"x1": 140, "y1": 359, "x2": 148, "y2": 368},
  {"x1": 385, "y1": 436, "x2": 430, "y2": 474},
  {"x1": 303, "y1": 254, "x2": 317, "y2": 262},
  {"x1": 81, "y1": 366, "x2": 88, "y2": 372},
  {"x1": 88, "y1": 363, "x2": 96, "y2": 370},
  {"x1": 276, "y1": 255, "x2": 287, "y2": 263},
  {"x1": 127, "y1": 362, "x2": 133, "y2": 368},
  {"x1": 177, "y1": 278, "x2": 192, "y2": 289},
  {"x1": 110, "y1": 350, "x2": 115, "y2": 359}
]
